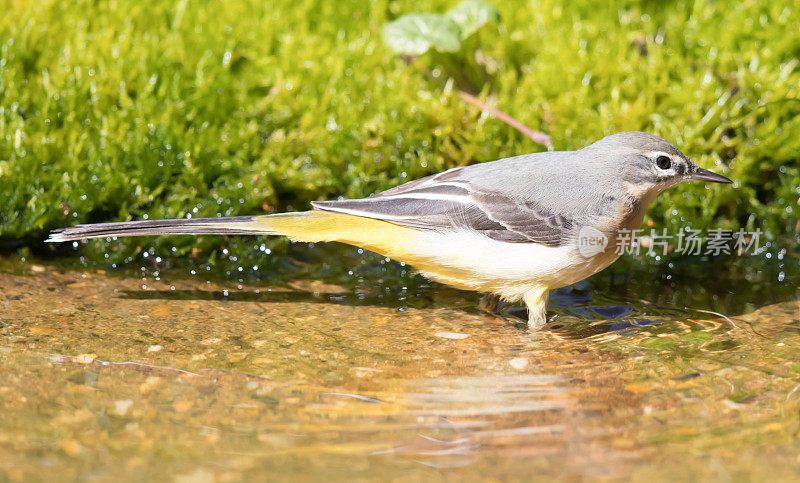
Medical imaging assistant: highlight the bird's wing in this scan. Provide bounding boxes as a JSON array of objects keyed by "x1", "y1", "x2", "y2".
[{"x1": 311, "y1": 167, "x2": 576, "y2": 246}]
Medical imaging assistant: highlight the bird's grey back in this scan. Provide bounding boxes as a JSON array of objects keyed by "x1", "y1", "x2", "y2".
[
  {"x1": 426, "y1": 149, "x2": 617, "y2": 217},
  {"x1": 426, "y1": 131, "x2": 680, "y2": 215},
  {"x1": 314, "y1": 131, "x2": 674, "y2": 245}
]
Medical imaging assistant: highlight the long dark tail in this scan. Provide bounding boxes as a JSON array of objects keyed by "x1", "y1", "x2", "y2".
[
  {"x1": 46, "y1": 211, "x2": 440, "y2": 277},
  {"x1": 46, "y1": 215, "x2": 275, "y2": 242},
  {"x1": 46, "y1": 211, "x2": 418, "y2": 261}
]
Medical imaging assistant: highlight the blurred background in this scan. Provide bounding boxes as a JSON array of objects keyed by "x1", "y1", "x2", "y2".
[
  {"x1": 2, "y1": 1, "x2": 800, "y2": 481},
  {"x1": 1, "y1": 0, "x2": 797, "y2": 283}
]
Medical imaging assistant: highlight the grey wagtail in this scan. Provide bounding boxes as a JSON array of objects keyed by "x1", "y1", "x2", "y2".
[{"x1": 48, "y1": 131, "x2": 732, "y2": 329}]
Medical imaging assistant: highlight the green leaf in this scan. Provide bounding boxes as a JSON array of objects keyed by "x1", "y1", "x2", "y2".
[
  {"x1": 381, "y1": 13, "x2": 462, "y2": 55},
  {"x1": 639, "y1": 337, "x2": 678, "y2": 350},
  {"x1": 679, "y1": 331, "x2": 714, "y2": 344},
  {"x1": 445, "y1": 0, "x2": 500, "y2": 39}
]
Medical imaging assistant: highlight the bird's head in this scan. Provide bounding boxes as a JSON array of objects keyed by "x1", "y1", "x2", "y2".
[{"x1": 585, "y1": 131, "x2": 732, "y2": 200}]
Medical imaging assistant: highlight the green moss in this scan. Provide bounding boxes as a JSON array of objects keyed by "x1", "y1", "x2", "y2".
[
  {"x1": 1, "y1": 0, "x2": 798, "y2": 270},
  {"x1": 679, "y1": 331, "x2": 714, "y2": 345},
  {"x1": 640, "y1": 336, "x2": 679, "y2": 350}
]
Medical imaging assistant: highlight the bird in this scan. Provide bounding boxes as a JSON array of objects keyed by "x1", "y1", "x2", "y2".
[{"x1": 47, "y1": 131, "x2": 732, "y2": 329}]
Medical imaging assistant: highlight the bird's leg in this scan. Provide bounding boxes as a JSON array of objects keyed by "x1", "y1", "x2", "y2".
[
  {"x1": 478, "y1": 293, "x2": 502, "y2": 315},
  {"x1": 523, "y1": 286, "x2": 550, "y2": 330}
]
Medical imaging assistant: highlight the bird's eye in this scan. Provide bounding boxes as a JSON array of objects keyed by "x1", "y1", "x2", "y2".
[{"x1": 656, "y1": 155, "x2": 672, "y2": 170}]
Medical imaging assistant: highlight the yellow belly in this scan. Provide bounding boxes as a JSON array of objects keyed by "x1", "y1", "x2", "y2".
[{"x1": 254, "y1": 211, "x2": 486, "y2": 290}]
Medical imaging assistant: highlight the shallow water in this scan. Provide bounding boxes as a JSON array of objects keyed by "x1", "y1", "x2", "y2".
[{"x1": 1, "y1": 253, "x2": 799, "y2": 481}]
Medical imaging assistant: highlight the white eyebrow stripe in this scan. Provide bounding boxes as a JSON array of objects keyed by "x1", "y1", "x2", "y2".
[{"x1": 642, "y1": 151, "x2": 674, "y2": 158}]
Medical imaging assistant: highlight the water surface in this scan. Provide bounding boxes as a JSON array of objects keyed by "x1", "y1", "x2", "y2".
[{"x1": 0, "y1": 254, "x2": 799, "y2": 481}]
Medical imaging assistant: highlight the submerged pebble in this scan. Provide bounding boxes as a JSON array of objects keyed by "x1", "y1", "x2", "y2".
[{"x1": 434, "y1": 332, "x2": 470, "y2": 340}]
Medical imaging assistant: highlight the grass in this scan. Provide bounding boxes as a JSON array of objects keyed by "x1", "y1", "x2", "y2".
[{"x1": 0, "y1": 0, "x2": 798, "y2": 272}]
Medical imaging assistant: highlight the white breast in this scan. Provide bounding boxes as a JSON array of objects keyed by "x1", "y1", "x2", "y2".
[{"x1": 407, "y1": 229, "x2": 619, "y2": 300}]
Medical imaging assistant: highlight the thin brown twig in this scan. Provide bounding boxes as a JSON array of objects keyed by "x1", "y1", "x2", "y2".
[
  {"x1": 456, "y1": 90, "x2": 552, "y2": 149},
  {"x1": 403, "y1": 56, "x2": 552, "y2": 149}
]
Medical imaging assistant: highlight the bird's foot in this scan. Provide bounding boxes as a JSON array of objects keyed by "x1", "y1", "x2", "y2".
[
  {"x1": 505, "y1": 308, "x2": 558, "y2": 329},
  {"x1": 528, "y1": 312, "x2": 547, "y2": 330},
  {"x1": 480, "y1": 290, "x2": 556, "y2": 331},
  {"x1": 478, "y1": 293, "x2": 503, "y2": 315},
  {"x1": 523, "y1": 287, "x2": 551, "y2": 330}
]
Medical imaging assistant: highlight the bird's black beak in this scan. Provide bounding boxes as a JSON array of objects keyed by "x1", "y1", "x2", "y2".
[{"x1": 689, "y1": 167, "x2": 732, "y2": 184}]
